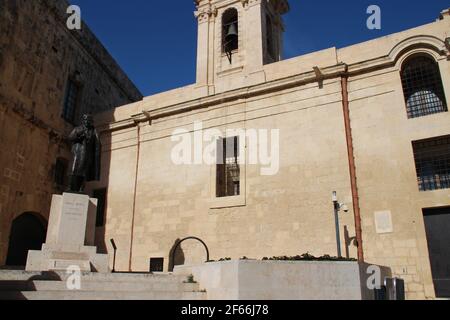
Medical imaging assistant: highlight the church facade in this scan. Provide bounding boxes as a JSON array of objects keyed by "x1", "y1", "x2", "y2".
[{"x1": 93, "y1": 0, "x2": 450, "y2": 299}]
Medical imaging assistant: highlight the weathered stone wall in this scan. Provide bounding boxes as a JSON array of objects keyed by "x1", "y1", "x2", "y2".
[
  {"x1": 347, "y1": 57, "x2": 450, "y2": 300},
  {"x1": 96, "y1": 79, "x2": 356, "y2": 274},
  {"x1": 0, "y1": 0, "x2": 142, "y2": 265},
  {"x1": 94, "y1": 10, "x2": 450, "y2": 300}
]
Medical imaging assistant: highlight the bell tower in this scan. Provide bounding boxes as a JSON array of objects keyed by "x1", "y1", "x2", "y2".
[{"x1": 194, "y1": 0, "x2": 290, "y2": 94}]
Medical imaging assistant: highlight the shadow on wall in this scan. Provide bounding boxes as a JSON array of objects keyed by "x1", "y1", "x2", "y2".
[
  {"x1": 344, "y1": 225, "x2": 357, "y2": 260},
  {"x1": 89, "y1": 118, "x2": 113, "y2": 257},
  {"x1": 90, "y1": 109, "x2": 131, "y2": 271},
  {"x1": 169, "y1": 238, "x2": 185, "y2": 272}
]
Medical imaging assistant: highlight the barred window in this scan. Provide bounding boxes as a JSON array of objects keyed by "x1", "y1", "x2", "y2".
[
  {"x1": 412, "y1": 135, "x2": 450, "y2": 191},
  {"x1": 62, "y1": 78, "x2": 80, "y2": 124},
  {"x1": 401, "y1": 55, "x2": 447, "y2": 119},
  {"x1": 216, "y1": 136, "x2": 240, "y2": 198}
]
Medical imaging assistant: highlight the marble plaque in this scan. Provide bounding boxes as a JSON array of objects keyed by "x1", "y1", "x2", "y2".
[{"x1": 374, "y1": 210, "x2": 394, "y2": 234}]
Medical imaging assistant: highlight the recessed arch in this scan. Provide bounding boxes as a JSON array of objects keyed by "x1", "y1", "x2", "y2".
[
  {"x1": 222, "y1": 7, "x2": 239, "y2": 53},
  {"x1": 400, "y1": 53, "x2": 448, "y2": 118}
]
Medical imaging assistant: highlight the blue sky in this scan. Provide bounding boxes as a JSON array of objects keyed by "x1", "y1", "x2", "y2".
[{"x1": 70, "y1": 0, "x2": 447, "y2": 97}]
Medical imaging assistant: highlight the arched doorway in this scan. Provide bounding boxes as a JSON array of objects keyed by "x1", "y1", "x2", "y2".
[{"x1": 5, "y1": 213, "x2": 47, "y2": 267}]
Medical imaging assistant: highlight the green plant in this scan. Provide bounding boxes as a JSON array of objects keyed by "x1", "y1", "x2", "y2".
[
  {"x1": 220, "y1": 257, "x2": 232, "y2": 261},
  {"x1": 184, "y1": 274, "x2": 197, "y2": 284},
  {"x1": 206, "y1": 253, "x2": 357, "y2": 263},
  {"x1": 262, "y1": 252, "x2": 357, "y2": 262},
  {"x1": 206, "y1": 257, "x2": 231, "y2": 263}
]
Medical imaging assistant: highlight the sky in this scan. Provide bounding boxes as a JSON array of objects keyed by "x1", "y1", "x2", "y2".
[{"x1": 70, "y1": 0, "x2": 448, "y2": 97}]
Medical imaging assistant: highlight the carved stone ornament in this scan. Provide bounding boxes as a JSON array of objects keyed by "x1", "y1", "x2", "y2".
[{"x1": 194, "y1": 4, "x2": 218, "y2": 23}]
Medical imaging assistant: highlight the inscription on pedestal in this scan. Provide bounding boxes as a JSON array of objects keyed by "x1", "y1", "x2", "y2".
[
  {"x1": 26, "y1": 192, "x2": 109, "y2": 273},
  {"x1": 58, "y1": 193, "x2": 90, "y2": 246},
  {"x1": 64, "y1": 200, "x2": 85, "y2": 217}
]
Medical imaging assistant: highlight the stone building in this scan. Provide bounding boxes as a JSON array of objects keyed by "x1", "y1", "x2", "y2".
[
  {"x1": 93, "y1": 0, "x2": 450, "y2": 299},
  {"x1": 0, "y1": 0, "x2": 142, "y2": 267}
]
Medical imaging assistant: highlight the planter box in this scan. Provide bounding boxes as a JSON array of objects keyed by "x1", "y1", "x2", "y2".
[{"x1": 174, "y1": 260, "x2": 392, "y2": 300}]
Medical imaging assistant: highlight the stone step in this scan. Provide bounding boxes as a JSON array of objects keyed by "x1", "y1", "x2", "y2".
[
  {"x1": 0, "y1": 281, "x2": 33, "y2": 292},
  {"x1": 0, "y1": 290, "x2": 207, "y2": 300},
  {"x1": 30, "y1": 280, "x2": 200, "y2": 292},
  {"x1": 65, "y1": 272, "x2": 189, "y2": 282},
  {"x1": 0, "y1": 270, "x2": 46, "y2": 281},
  {"x1": 0, "y1": 270, "x2": 190, "y2": 283},
  {"x1": 47, "y1": 259, "x2": 91, "y2": 272},
  {"x1": 0, "y1": 270, "x2": 206, "y2": 300},
  {"x1": 0, "y1": 280, "x2": 200, "y2": 292}
]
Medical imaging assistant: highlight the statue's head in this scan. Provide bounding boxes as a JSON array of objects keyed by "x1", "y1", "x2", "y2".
[{"x1": 81, "y1": 114, "x2": 94, "y2": 128}]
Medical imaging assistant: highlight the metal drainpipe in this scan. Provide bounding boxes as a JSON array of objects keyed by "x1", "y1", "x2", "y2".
[
  {"x1": 341, "y1": 73, "x2": 365, "y2": 262},
  {"x1": 128, "y1": 123, "x2": 141, "y2": 271}
]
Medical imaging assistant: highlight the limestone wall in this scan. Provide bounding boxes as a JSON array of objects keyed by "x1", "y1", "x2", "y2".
[
  {"x1": 0, "y1": 0, "x2": 142, "y2": 265},
  {"x1": 96, "y1": 79, "x2": 357, "y2": 272},
  {"x1": 94, "y1": 9, "x2": 450, "y2": 299},
  {"x1": 346, "y1": 62, "x2": 450, "y2": 300}
]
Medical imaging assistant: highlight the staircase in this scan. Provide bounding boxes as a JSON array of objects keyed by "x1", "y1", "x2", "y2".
[{"x1": 0, "y1": 270, "x2": 206, "y2": 300}]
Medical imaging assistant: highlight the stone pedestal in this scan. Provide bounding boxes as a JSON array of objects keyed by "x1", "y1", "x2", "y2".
[{"x1": 26, "y1": 193, "x2": 109, "y2": 273}]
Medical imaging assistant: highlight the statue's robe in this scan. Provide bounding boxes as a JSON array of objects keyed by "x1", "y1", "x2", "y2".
[{"x1": 68, "y1": 126, "x2": 101, "y2": 182}]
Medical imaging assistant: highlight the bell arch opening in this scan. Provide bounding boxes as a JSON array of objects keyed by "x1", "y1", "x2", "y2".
[{"x1": 222, "y1": 8, "x2": 239, "y2": 54}]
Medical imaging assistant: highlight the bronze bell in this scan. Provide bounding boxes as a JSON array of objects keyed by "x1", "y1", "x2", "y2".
[
  {"x1": 224, "y1": 22, "x2": 238, "y2": 53},
  {"x1": 225, "y1": 22, "x2": 238, "y2": 42}
]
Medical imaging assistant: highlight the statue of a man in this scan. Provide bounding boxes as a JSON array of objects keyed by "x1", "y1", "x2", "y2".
[{"x1": 67, "y1": 114, "x2": 101, "y2": 193}]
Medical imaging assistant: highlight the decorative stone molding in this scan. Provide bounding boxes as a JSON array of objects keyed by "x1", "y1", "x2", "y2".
[
  {"x1": 241, "y1": 0, "x2": 289, "y2": 12},
  {"x1": 439, "y1": 8, "x2": 450, "y2": 20},
  {"x1": 246, "y1": 0, "x2": 262, "y2": 7},
  {"x1": 388, "y1": 35, "x2": 448, "y2": 62},
  {"x1": 345, "y1": 35, "x2": 448, "y2": 74},
  {"x1": 194, "y1": 5, "x2": 218, "y2": 23}
]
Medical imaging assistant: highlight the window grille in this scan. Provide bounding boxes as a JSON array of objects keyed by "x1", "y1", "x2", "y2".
[
  {"x1": 216, "y1": 136, "x2": 240, "y2": 197},
  {"x1": 62, "y1": 79, "x2": 80, "y2": 123},
  {"x1": 401, "y1": 55, "x2": 447, "y2": 119},
  {"x1": 413, "y1": 135, "x2": 450, "y2": 191}
]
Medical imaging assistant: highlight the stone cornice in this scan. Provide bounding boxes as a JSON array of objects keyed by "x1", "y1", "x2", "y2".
[
  {"x1": 99, "y1": 63, "x2": 347, "y2": 132},
  {"x1": 98, "y1": 34, "x2": 449, "y2": 133}
]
